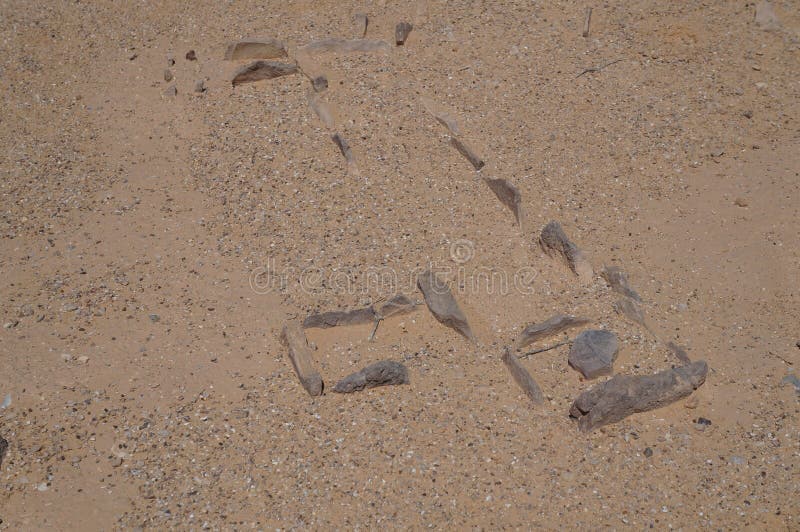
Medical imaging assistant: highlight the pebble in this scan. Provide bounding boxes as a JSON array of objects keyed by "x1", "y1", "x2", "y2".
[
  {"x1": 164, "y1": 84, "x2": 177, "y2": 97},
  {"x1": 3, "y1": 321, "x2": 18, "y2": 329},
  {"x1": 194, "y1": 79, "x2": 206, "y2": 93},
  {"x1": 185, "y1": 50, "x2": 197, "y2": 61},
  {"x1": 76, "y1": 356, "x2": 89, "y2": 364},
  {"x1": 743, "y1": 110, "x2": 753, "y2": 119},
  {"x1": 149, "y1": 314, "x2": 160, "y2": 322},
  {"x1": 734, "y1": 197, "x2": 749, "y2": 207},
  {"x1": 644, "y1": 447, "x2": 653, "y2": 458},
  {"x1": 164, "y1": 69, "x2": 173, "y2": 82},
  {"x1": 36, "y1": 483, "x2": 48, "y2": 492}
]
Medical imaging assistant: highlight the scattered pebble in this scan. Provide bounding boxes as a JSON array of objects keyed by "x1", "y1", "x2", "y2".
[
  {"x1": 185, "y1": 50, "x2": 197, "y2": 61},
  {"x1": 149, "y1": 314, "x2": 160, "y2": 322},
  {"x1": 164, "y1": 69, "x2": 173, "y2": 82},
  {"x1": 644, "y1": 447, "x2": 653, "y2": 458}
]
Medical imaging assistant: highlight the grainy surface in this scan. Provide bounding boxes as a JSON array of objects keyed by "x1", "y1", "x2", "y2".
[{"x1": 0, "y1": 0, "x2": 799, "y2": 529}]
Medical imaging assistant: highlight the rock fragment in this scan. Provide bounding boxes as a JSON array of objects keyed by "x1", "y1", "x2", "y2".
[
  {"x1": 666, "y1": 341, "x2": 692, "y2": 365},
  {"x1": 501, "y1": 347, "x2": 544, "y2": 404},
  {"x1": 600, "y1": 266, "x2": 642, "y2": 302},
  {"x1": 353, "y1": 13, "x2": 368, "y2": 38},
  {"x1": 538, "y1": 221, "x2": 593, "y2": 282},
  {"x1": 303, "y1": 306, "x2": 375, "y2": 329},
  {"x1": 0, "y1": 435, "x2": 7, "y2": 467},
  {"x1": 374, "y1": 294, "x2": 417, "y2": 319},
  {"x1": 231, "y1": 60, "x2": 298, "y2": 86},
  {"x1": 299, "y1": 38, "x2": 391, "y2": 55},
  {"x1": 568, "y1": 329, "x2": 619, "y2": 379},
  {"x1": 185, "y1": 50, "x2": 197, "y2": 61},
  {"x1": 163, "y1": 69, "x2": 173, "y2": 82},
  {"x1": 417, "y1": 270, "x2": 475, "y2": 341},
  {"x1": 331, "y1": 133, "x2": 356, "y2": 166},
  {"x1": 163, "y1": 84, "x2": 177, "y2": 97},
  {"x1": 395, "y1": 22, "x2": 413, "y2": 45},
  {"x1": 333, "y1": 360, "x2": 409, "y2": 393},
  {"x1": 613, "y1": 297, "x2": 648, "y2": 330},
  {"x1": 483, "y1": 177, "x2": 524, "y2": 227},
  {"x1": 755, "y1": 1, "x2": 779, "y2": 30},
  {"x1": 450, "y1": 137, "x2": 485, "y2": 170},
  {"x1": 224, "y1": 38, "x2": 287, "y2": 60},
  {"x1": 570, "y1": 360, "x2": 709, "y2": 431},
  {"x1": 515, "y1": 314, "x2": 590, "y2": 350},
  {"x1": 194, "y1": 79, "x2": 206, "y2": 93},
  {"x1": 280, "y1": 321, "x2": 324, "y2": 396}
]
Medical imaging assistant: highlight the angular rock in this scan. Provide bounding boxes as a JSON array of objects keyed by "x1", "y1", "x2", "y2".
[
  {"x1": 331, "y1": 133, "x2": 356, "y2": 166},
  {"x1": 417, "y1": 270, "x2": 475, "y2": 341},
  {"x1": 600, "y1": 265, "x2": 642, "y2": 302},
  {"x1": 374, "y1": 294, "x2": 417, "y2": 319},
  {"x1": 164, "y1": 84, "x2": 177, "y2": 97},
  {"x1": 0, "y1": 436, "x2": 7, "y2": 468},
  {"x1": 231, "y1": 60, "x2": 298, "y2": 86},
  {"x1": 666, "y1": 341, "x2": 692, "y2": 365},
  {"x1": 501, "y1": 347, "x2": 544, "y2": 404},
  {"x1": 613, "y1": 297, "x2": 648, "y2": 329},
  {"x1": 185, "y1": 50, "x2": 197, "y2": 61},
  {"x1": 450, "y1": 137, "x2": 485, "y2": 170},
  {"x1": 570, "y1": 360, "x2": 709, "y2": 431},
  {"x1": 299, "y1": 38, "x2": 391, "y2": 55},
  {"x1": 755, "y1": 1, "x2": 779, "y2": 30},
  {"x1": 308, "y1": 92, "x2": 336, "y2": 128},
  {"x1": 303, "y1": 306, "x2": 376, "y2": 329},
  {"x1": 224, "y1": 38, "x2": 287, "y2": 60},
  {"x1": 280, "y1": 321, "x2": 323, "y2": 396},
  {"x1": 395, "y1": 22, "x2": 413, "y2": 45},
  {"x1": 568, "y1": 329, "x2": 619, "y2": 379},
  {"x1": 353, "y1": 13, "x2": 368, "y2": 38},
  {"x1": 194, "y1": 79, "x2": 206, "y2": 93},
  {"x1": 483, "y1": 177, "x2": 524, "y2": 227},
  {"x1": 515, "y1": 314, "x2": 591, "y2": 349},
  {"x1": 538, "y1": 221, "x2": 593, "y2": 282},
  {"x1": 333, "y1": 360, "x2": 409, "y2": 393}
]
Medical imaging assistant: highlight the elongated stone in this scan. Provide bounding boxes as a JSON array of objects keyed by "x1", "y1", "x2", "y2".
[
  {"x1": 417, "y1": 270, "x2": 474, "y2": 341},
  {"x1": 224, "y1": 38, "x2": 287, "y2": 60},
  {"x1": 539, "y1": 221, "x2": 593, "y2": 282},
  {"x1": 502, "y1": 347, "x2": 544, "y2": 404},
  {"x1": 570, "y1": 361, "x2": 709, "y2": 431},
  {"x1": 231, "y1": 60, "x2": 298, "y2": 86},
  {"x1": 333, "y1": 360, "x2": 409, "y2": 393},
  {"x1": 280, "y1": 321, "x2": 323, "y2": 396},
  {"x1": 515, "y1": 314, "x2": 591, "y2": 349}
]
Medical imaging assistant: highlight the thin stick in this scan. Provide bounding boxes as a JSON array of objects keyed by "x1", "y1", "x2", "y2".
[
  {"x1": 368, "y1": 318, "x2": 382, "y2": 341},
  {"x1": 576, "y1": 58, "x2": 623, "y2": 78},
  {"x1": 582, "y1": 7, "x2": 593, "y2": 38},
  {"x1": 518, "y1": 339, "x2": 572, "y2": 359}
]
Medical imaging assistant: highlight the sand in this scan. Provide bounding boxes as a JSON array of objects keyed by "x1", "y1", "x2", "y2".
[{"x1": 1, "y1": 0, "x2": 798, "y2": 528}]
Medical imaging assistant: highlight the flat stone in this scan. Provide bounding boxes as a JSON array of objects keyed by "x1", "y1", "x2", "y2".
[
  {"x1": 231, "y1": 60, "x2": 298, "y2": 86},
  {"x1": 568, "y1": 329, "x2": 619, "y2": 379},
  {"x1": 224, "y1": 38, "x2": 287, "y2": 60}
]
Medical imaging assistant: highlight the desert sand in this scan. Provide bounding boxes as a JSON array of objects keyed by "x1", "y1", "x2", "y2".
[{"x1": 1, "y1": 0, "x2": 799, "y2": 529}]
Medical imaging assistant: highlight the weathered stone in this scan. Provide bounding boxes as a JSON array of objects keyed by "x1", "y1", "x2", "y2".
[
  {"x1": 163, "y1": 69, "x2": 173, "y2": 82},
  {"x1": 0, "y1": 436, "x2": 7, "y2": 468},
  {"x1": 601, "y1": 265, "x2": 641, "y2": 302},
  {"x1": 163, "y1": 84, "x2": 177, "y2": 97},
  {"x1": 502, "y1": 347, "x2": 544, "y2": 404},
  {"x1": 374, "y1": 294, "x2": 417, "y2": 319},
  {"x1": 450, "y1": 137, "x2": 485, "y2": 170},
  {"x1": 570, "y1": 360, "x2": 709, "y2": 431},
  {"x1": 299, "y1": 38, "x2": 391, "y2": 55},
  {"x1": 515, "y1": 314, "x2": 590, "y2": 349},
  {"x1": 280, "y1": 321, "x2": 323, "y2": 396},
  {"x1": 755, "y1": 1, "x2": 779, "y2": 30},
  {"x1": 417, "y1": 270, "x2": 475, "y2": 341},
  {"x1": 395, "y1": 22, "x2": 413, "y2": 45},
  {"x1": 185, "y1": 50, "x2": 197, "y2": 61},
  {"x1": 224, "y1": 38, "x2": 287, "y2": 60},
  {"x1": 353, "y1": 13, "x2": 368, "y2": 38},
  {"x1": 333, "y1": 360, "x2": 409, "y2": 393},
  {"x1": 194, "y1": 79, "x2": 206, "y2": 93},
  {"x1": 303, "y1": 306, "x2": 376, "y2": 329},
  {"x1": 483, "y1": 177, "x2": 524, "y2": 227},
  {"x1": 539, "y1": 221, "x2": 593, "y2": 282},
  {"x1": 331, "y1": 133, "x2": 355, "y2": 166},
  {"x1": 666, "y1": 341, "x2": 692, "y2": 365},
  {"x1": 568, "y1": 329, "x2": 619, "y2": 379},
  {"x1": 231, "y1": 60, "x2": 298, "y2": 86},
  {"x1": 613, "y1": 297, "x2": 648, "y2": 329}
]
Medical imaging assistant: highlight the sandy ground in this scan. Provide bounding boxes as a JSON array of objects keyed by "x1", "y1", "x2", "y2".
[{"x1": 1, "y1": 0, "x2": 799, "y2": 529}]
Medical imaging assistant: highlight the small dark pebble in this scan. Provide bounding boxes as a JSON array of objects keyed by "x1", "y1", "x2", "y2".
[
  {"x1": 695, "y1": 417, "x2": 712, "y2": 426},
  {"x1": 644, "y1": 447, "x2": 653, "y2": 458},
  {"x1": 743, "y1": 110, "x2": 753, "y2": 119},
  {"x1": 186, "y1": 50, "x2": 197, "y2": 61},
  {"x1": 149, "y1": 314, "x2": 160, "y2": 322}
]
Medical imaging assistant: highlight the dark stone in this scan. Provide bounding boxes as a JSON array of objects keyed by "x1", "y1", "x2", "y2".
[
  {"x1": 333, "y1": 361, "x2": 409, "y2": 393},
  {"x1": 231, "y1": 61, "x2": 298, "y2": 86},
  {"x1": 644, "y1": 447, "x2": 653, "y2": 458},
  {"x1": 539, "y1": 221, "x2": 593, "y2": 282},
  {"x1": 568, "y1": 330, "x2": 619, "y2": 379},
  {"x1": 395, "y1": 22, "x2": 413, "y2": 45},
  {"x1": 450, "y1": 137, "x2": 485, "y2": 170},
  {"x1": 502, "y1": 347, "x2": 544, "y2": 404},
  {"x1": 515, "y1": 314, "x2": 591, "y2": 350},
  {"x1": 0, "y1": 436, "x2": 7, "y2": 468},
  {"x1": 417, "y1": 270, "x2": 474, "y2": 341},
  {"x1": 483, "y1": 178, "x2": 524, "y2": 227},
  {"x1": 185, "y1": 50, "x2": 197, "y2": 61},
  {"x1": 570, "y1": 361, "x2": 709, "y2": 431},
  {"x1": 696, "y1": 417, "x2": 712, "y2": 426}
]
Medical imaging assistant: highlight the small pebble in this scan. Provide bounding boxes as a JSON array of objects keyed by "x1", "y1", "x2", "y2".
[
  {"x1": 76, "y1": 356, "x2": 89, "y2": 364},
  {"x1": 696, "y1": 417, "x2": 712, "y2": 426},
  {"x1": 164, "y1": 69, "x2": 173, "y2": 82},
  {"x1": 734, "y1": 197, "x2": 749, "y2": 207},
  {"x1": 149, "y1": 314, "x2": 160, "y2": 322},
  {"x1": 644, "y1": 447, "x2": 653, "y2": 458},
  {"x1": 164, "y1": 84, "x2": 177, "y2": 97},
  {"x1": 185, "y1": 50, "x2": 197, "y2": 61},
  {"x1": 194, "y1": 79, "x2": 206, "y2": 93}
]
